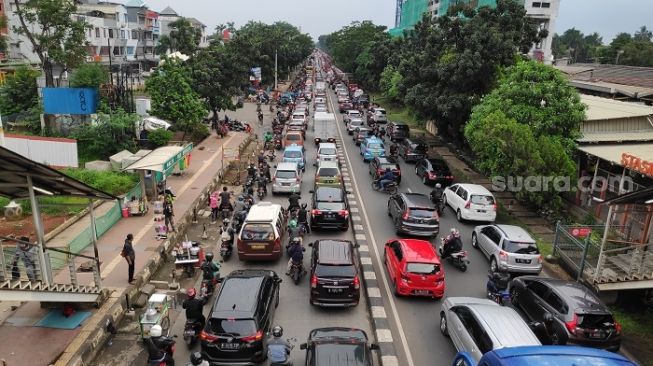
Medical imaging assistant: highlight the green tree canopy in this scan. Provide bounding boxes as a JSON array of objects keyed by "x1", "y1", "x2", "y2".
[
  {"x1": 69, "y1": 63, "x2": 108, "y2": 88},
  {"x1": 0, "y1": 66, "x2": 40, "y2": 116},
  {"x1": 71, "y1": 109, "x2": 138, "y2": 160},
  {"x1": 156, "y1": 18, "x2": 202, "y2": 56}
]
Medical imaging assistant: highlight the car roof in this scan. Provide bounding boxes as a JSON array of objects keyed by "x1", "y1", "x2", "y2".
[
  {"x1": 284, "y1": 145, "x2": 303, "y2": 152},
  {"x1": 399, "y1": 239, "x2": 439, "y2": 263},
  {"x1": 309, "y1": 327, "x2": 368, "y2": 342},
  {"x1": 245, "y1": 202, "x2": 281, "y2": 221},
  {"x1": 347, "y1": 110, "x2": 360, "y2": 114},
  {"x1": 494, "y1": 225, "x2": 535, "y2": 243},
  {"x1": 489, "y1": 345, "x2": 636, "y2": 366},
  {"x1": 276, "y1": 162, "x2": 299, "y2": 170},
  {"x1": 318, "y1": 161, "x2": 339, "y2": 168},
  {"x1": 467, "y1": 304, "x2": 541, "y2": 348},
  {"x1": 401, "y1": 193, "x2": 433, "y2": 208},
  {"x1": 529, "y1": 277, "x2": 606, "y2": 311},
  {"x1": 364, "y1": 137, "x2": 382, "y2": 143},
  {"x1": 212, "y1": 270, "x2": 272, "y2": 317},
  {"x1": 317, "y1": 240, "x2": 354, "y2": 265},
  {"x1": 315, "y1": 186, "x2": 343, "y2": 201},
  {"x1": 451, "y1": 183, "x2": 494, "y2": 195},
  {"x1": 377, "y1": 156, "x2": 398, "y2": 164},
  {"x1": 318, "y1": 142, "x2": 337, "y2": 149}
]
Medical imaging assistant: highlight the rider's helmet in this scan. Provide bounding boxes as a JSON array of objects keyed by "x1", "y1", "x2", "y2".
[
  {"x1": 205, "y1": 252, "x2": 214, "y2": 263},
  {"x1": 385, "y1": 168, "x2": 391, "y2": 173},
  {"x1": 150, "y1": 324, "x2": 162, "y2": 337},
  {"x1": 186, "y1": 287, "x2": 197, "y2": 299},
  {"x1": 288, "y1": 219, "x2": 297, "y2": 229},
  {"x1": 272, "y1": 325, "x2": 283, "y2": 337},
  {"x1": 190, "y1": 352, "x2": 204, "y2": 366},
  {"x1": 223, "y1": 218, "x2": 231, "y2": 226},
  {"x1": 450, "y1": 228, "x2": 460, "y2": 237},
  {"x1": 435, "y1": 183, "x2": 442, "y2": 189},
  {"x1": 291, "y1": 237, "x2": 301, "y2": 245}
]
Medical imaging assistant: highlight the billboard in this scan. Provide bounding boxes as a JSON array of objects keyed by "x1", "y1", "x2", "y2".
[
  {"x1": 250, "y1": 67, "x2": 262, "y2": 82},
  {"x1": 42, "y1": 88, "x2": 99, "y2": 115}
]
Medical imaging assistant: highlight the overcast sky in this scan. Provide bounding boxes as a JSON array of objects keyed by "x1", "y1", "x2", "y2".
[{"x1": 139, "y1": 0, "x2": 652, "y2": 43}]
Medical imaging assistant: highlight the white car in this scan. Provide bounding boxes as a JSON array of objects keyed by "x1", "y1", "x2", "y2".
[
  {"x1": 346, "y1": 119, "x2": 364, "y2": 135},
  {"x1": 372, "y1": 108, "x2": 387, "y2": 123},
  {"x1": 344, "y1": 110, "x2": 362, "y2": 124},
  {"x1": 316, "y1": 142, "x2": 337, "y2": 165},
  {"x1": 443, "y1": 183, "x2": 497, "y2": 222}
]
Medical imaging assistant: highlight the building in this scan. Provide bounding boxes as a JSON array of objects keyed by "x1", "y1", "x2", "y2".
[
  {"x1": 158, "y1": 6, "x2": 209, "y2": 50},
  {"x1": 556, "y1": 63, "x2": 653, "y2": 103},
  {"x1": 389, "y1": 0, "x2": 559, "y2": 65}
]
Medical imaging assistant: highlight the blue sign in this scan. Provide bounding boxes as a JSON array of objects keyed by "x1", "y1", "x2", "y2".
[{"x1": 42, "y1": 88, "x2": 99, "y2": 115}]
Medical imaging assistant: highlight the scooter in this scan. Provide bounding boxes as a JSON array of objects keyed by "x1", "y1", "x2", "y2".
[
  {"x1": 257, "y1": 186, "x2": 267, "y2": 199},
  {"x1": 486, "y1": 271, "x2": 511, "y2": 305},
  {"x1": 289, "y1": 262, "x2": 306, "y2": 285},
  {"x1": 271, "y1": 337, "x2": 297, "y2": 366},
  {"x1": 371, "y1": 179, "x2": 398, "y2": 195},
  {"x1": 183, "y1": 319, "x2": 203, "y2": 347},
  {"x1": 438, "y1": 238, "x2": 470, "y2": 272},
  {"x1": 430, "y1": 194, "x2": 445, "y2": 216},
  {"x1": 147, "y1": 332, "x2": 177, "y2": 366}
]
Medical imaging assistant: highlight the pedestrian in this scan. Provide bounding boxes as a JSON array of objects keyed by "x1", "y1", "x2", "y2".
[
  {"x1": 163, "y1": 200, "x2": 176, "y2": 232},
  {"x1": 121, "y1": 234, "x2": 136, "y2": 283},
  {"x1": 15, "y1": 236, "x2": 37, "y2": 281},
  {"x1": 209, "y1": 191, "x2": 219, "y2": 223}
]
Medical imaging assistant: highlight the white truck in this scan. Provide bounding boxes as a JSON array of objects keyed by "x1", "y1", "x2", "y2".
[
  {"x1": 315, "y1": 81, "x2": 326, "y2": 92},
  {"x1": 313, "y1": 112, "x2": 336, "y2": 145}
]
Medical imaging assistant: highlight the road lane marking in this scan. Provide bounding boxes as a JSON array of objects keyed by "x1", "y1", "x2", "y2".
[
  {"x1": 382, "y1": 356, "x2": 400, "y2": 366},
  {"x1": 328, "y1": 91, "x2": 416, "y2": 366},
  {"x1": 352, "y1": 215, "x2": 361, "y2": 221},
  {"x1": 376, "y1": 329, "x2": 393, "y2": 342},
  {"x1": 363, "y1": 271, "x2": 376, "y2": 280},
  {"x1": 361, "y1": 257, "x2": 372, "y2": 265},
  {"x1": 354, "y1": 224, "x2": 364, "y2": 230},
  {"x1": 407, "y1": 188, "x2": 412, "y2": 193},
  {"x1": 372, "y1": 306, "x2": 387, "y2": 318},
  {"x1": 355, "y1": 234, "x2": 367, "y2": 241},
  {"x1": 358, "y1": 245, "x2": 369, "y2": 252}
]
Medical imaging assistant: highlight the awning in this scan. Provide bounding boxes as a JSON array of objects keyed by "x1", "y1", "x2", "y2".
[
  {"x1": 578, "y1": 132, "x2": 653, "y2": 143},
  {"x1": 578, "y1": 143, "x2": 653, "y2": 177},
  {"x1": 603, "y1": 185, "x2": 653, "y2": 206},
  {"x1": 123, "y1": 144, "x2": 193, "y2": 174},
  {"x1": 581, "y1": 95, "x2": 653, "y2": 121}
]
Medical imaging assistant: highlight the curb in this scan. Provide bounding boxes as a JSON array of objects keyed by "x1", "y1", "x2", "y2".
[{"x1": 335, "y1": 138, "x2": 400, "y2": 366}]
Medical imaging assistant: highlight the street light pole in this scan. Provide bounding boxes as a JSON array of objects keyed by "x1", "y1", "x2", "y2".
[{"x1": 274, "y1": 49, "x2": 278, "y2": 91}]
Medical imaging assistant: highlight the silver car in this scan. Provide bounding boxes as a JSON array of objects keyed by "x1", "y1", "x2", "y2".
[
  {"x1": 471, "y1": 224, "x2": 542, "y2": 274},
  {"x1": 347, "y1": 119, "x2": 364, "y2": 135},
  {"x1": 439, "y1": 297, "x2": 541, "y2": 363}
]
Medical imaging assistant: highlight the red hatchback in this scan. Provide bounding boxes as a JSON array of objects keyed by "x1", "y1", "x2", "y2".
[{"x1": 383, "y1": 239, "x2": 445, "y2": 299}]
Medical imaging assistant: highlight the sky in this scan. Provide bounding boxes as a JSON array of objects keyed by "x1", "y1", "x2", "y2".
[{"x1": 138, "y1": 0, "x2": 652, "y2": 43}]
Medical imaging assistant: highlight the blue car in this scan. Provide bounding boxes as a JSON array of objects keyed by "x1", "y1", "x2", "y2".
[
  {"x1": 452, "y1": 345, "x2": 636, "y2": 366},
  {"x1": 360, "y1": 137, "x2": 385, "y2": 162},
  {"x1": 282, "y1": 145, "x2": 306, "y2": 171}
]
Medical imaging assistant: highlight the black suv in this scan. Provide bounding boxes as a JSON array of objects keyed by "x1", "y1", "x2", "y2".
[
  {"x1": 398, "y1": 138, "x2": 427, "y2": 163},
  {"x1": 510, "y1": 276, "x2": 621, "y2": 352},
  {"x1": 309, "y1": 240, "x2": 360, "y2": 307},
  {"x1": 387, "y1": 121, "x2": 409, "y2": 142},
  {"x1": 300, "y1": 328, "x2": 379, "y2": 366},
  {"x1": 387, "y1": 193, "x2": 439, "y2": 237},
  {"x1": 201, "y1": 269, "x2": 282, "y2": 364},
  {"x1": 415, "y1": 157, "x2": 454, "y2": 186},
  {"x1": 310, "y1": 186, "x2": 349, "y2": 231}
]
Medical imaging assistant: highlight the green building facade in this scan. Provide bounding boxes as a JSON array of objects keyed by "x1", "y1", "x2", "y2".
[{"x1": 389, "y1": 0, "x2": 430, "y2": 37}]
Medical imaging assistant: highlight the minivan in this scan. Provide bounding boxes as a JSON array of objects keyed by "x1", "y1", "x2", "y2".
[
  {"x1": 443, "y1": 183, "x2": 497, "y2": 222},
  {"x1": 315, "y1": 161, "x2": 342, "y2": 187},
  {"x1": 238, "y1": 202, "x2": 286, "y2": 261},
  {"x1": 271, "y1": 162, "x2": 302, "y2": 194},
  {"x1": 201, "y1": 269, "x2": 281, "y2": 365},
  {"x1": 316, "y1": 143, "x2": 337, "y2": 165},
  {"x1": 387, "y1": 121, "x2": 409, "y2": 141},
  {"x1": 309, "y1": 240, "x2": 360, "y2": 307}
]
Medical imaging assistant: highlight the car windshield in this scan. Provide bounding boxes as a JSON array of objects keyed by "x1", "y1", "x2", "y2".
[
  {"x1": 349, "y1": 112, "x2": 360, "y2": 118},
  {"x1": 275, "y1": 170, "x2": 296, "y2": 179},
  {"x1": 504, "y1": 241, "x2": 539, "y2": 254},
  {"x1": 286, "y1": 134, "x2": 301, "y2": 141},
  {"x1": 406, "y1": 263, "x2": 439, "y2": 274},
  {"x1": 240, "y1": 224, "x2": 274, "y2": 241},
  {"x1": 377, "y1": 110, "x2": 386, "y2": 115},
  {"x1": 208, "y1": 318, "x2": 256, "y2": 337},
  {"x1": 315, "y1": 264, "x2": 356, "y2": 277},
  {"x1": 318, "y1": 168, "x2": 339, "y2": 177},
  {"x1": 367, "y1": 143, "x2": 382, "y2": 149},
  {"x1": 284, "y1": 150, "x2": 302, "y2": 158},
  {"x1": 410, "y1": 209, "x2": 435, "y2": 218},
  {"x1": 471, "y1": 194, "x2": 495, "y2": 205},
  {"x1": 319, "y1": 148, "x2": 337, "y2": 155},
  {"x1": 350, "y1": 120, "x2": 363, "y2": 126}
]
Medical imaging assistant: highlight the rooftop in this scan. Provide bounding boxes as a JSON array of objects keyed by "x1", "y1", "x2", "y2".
[
  {"x1": 582, "y1": 95, "x2": 653, "y2": 121},
  {"x1": 158, "y1": 6, "x2": 177, "y2": 16}
]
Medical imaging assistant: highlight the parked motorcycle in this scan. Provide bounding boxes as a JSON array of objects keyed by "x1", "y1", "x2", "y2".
[
  {"x1": 371, "y1": 179, "x2": 398, "y2": 195},
  {"x1": 486, "y1": 270, "x2": 511, "y2": 305},
  {"x1": 438, "y1": 238, "x2": 470, "y2": 272}
]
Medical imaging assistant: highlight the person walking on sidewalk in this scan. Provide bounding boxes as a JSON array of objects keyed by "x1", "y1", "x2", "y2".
[
  {"x1": 163, "y1": 201, "x2": 176, "y2": 233},
  {"x1": 122, "y1": 234, "x2": 136, "y2": 283},
  {"x1": 209, "y1": 191, "x2": 219, "y2": 223}
]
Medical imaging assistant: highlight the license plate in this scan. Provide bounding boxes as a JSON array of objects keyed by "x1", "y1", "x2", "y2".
[
  {"x1": 477, "y1": 210, "x2": 486, "y2": 213},
  {"x1": 328, "y1": 288, "x2": 344, "y2": 294},
  {"x1": 515, "y1": 259, "x2": 531, "y2": 264},
  {"x1": 250, "y1": 244, "x2": 266, "y2": 250},
  {"x1": 589, "y1": 330, "x2": 605, "y2": 339},
  {"x1": 282, "y1": 183, "x2": 290, "y2": 186},
  {"x1": 220, "y1": 342, "x2": 240, "y2": 350},
  {"x1": 414, "y1": 290, "x2": 430, "y2": 296}
]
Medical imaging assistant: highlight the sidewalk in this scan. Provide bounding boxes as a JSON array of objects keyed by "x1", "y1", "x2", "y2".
[{"x1": 0, "y1": 123, "x2": 252, "y2": 366}]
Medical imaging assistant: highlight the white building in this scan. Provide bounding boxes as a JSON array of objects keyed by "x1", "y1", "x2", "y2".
[
  {"x1": 524, "y1": 0, "x2": 560, "y2": 65},
  {"x1": 158, "y1": 6, "x2": 209, "y2": 50}
]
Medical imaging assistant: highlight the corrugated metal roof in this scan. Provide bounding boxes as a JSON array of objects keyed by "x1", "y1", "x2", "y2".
[
  {"x1": 555, "y1": 65, "x2": 596, "y2": 75},
  {"x1": 571, "y1": 80, "x2": 653, "y2": 98},
  {"x1": 578, "y1": 132, "x2": 653, "y2": 143},
  {"x1": 122, "y1": 145, "x2": 185, "y2": 172},
  {"x1": 582, "y1": 95, "x2": 653, "y2": 121},
  {"x1": 577, "y1": 143, "x2": 653, "y2": 173}
]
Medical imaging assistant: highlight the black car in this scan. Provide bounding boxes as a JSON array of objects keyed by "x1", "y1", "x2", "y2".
[
  {"x1": 510, "y1": 276, "x2": 621, "y2": 352},
  {"x1": 309, "y1": 240, "x2": 360, "y2": 307},
  {"x1": 398, "y1": 138, "x2": 427, "y2": 163},
  {"x1": 387, "y1": 121, "x2": 409, "y2": 142},
  {"x1": 387, "y1": 193, "x2": 439, "y2": 237},
  {"x1": 415, "y1": 157, "x2": 454, "y2": 186},
  {"x1": 299, "y1": 328, "x2": 379, "y2": 366},
  {"x1": 201, "y1": 269, "x2": 281, "y2": 364},
  {"x1": 369, "y1": 156, "x2": 401, "y2": 183},
  {"x1": 310, "y1": 186, "x2": 349, "y2": 230}
]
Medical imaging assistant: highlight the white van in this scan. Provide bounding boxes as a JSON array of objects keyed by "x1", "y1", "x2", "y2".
[
  {"x1": 316, "y1": 143, "x2": 337, "y2": 165},
  {"x1": 238, "y1": 202, "x2": 285, "y2": 260},
  {"x1": 271, "y1": 162, "x2": 302, "y2": 194}
]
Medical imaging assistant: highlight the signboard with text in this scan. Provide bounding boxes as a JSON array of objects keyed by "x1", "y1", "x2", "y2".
[{"x1": 42, "y1": 88, "x2": 98, "y2": 115}]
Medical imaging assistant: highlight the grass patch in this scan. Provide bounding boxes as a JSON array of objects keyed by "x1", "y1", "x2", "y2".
[
  {"x1": 611, "y1": 307, "x2": 653, "y2": 366},
  {"x1": 370, "y1": 93, "x2": 423, "y2": 129}
]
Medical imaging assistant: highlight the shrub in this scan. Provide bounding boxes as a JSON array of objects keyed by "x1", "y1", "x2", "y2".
[
  {"x1": 189, "y1": 123, "x2": 210, "y2": 143},
  {"x1": 148, "y1": 128, "x2": 174, "y2": 147},
  {"x1": 62, "y1": 169, "x2": 139, "y2": 195}
]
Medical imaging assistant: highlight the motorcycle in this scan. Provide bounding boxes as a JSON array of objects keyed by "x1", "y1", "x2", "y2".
[
  {"x1": 257, "y1": 185, "x2": 267, "y2": 199},
  {"x1": 270, "y1": 337, "x2": 297, "y2": 366},
  {"x1": 183, "y1": 319, "x2": 203, "y2": 347},
  {"x1": 486, "y1": 271, "x2": 511, "y2": 305},
  {"x1": 147, "y1": 332, "x2": 177, "y2": 366},
  {"x1": 371, "y1": 179, "x2": 398, "y2": 195},
  {"x1": 220, "y1": 238, "x2": 233, "y2": 261},
  {"x1": 438, "y1": 238, "x2": 470, "y2": 272},
  {"x1": 267, "y1": 150, "x2": 277, "y2": 162},
  {"x1": 232, "y1": 210, "x2": 247, "y2": 233},
  {"x1": 289, "y1": 262, "x2": 306, "y2": 285},
  {"x1": 274, "y1": 138, "x2": 283, "y2": 150},
  {"x1": 430, "y1": 194, "x2": 445, "y2": 216}
]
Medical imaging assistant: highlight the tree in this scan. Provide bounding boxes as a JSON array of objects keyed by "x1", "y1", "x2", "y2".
[
  {"x1": 0, "y1": 66, "x2": 40, "y2": 116},
  {"x1": 155, "y1": 18, "x2": 202, "y2": 56},
  {"x1": 551, "y1": 28, "x2": 603, "y2": 63},
  {"x1": 71, "y1": 109, "x2": 138, "y2": 160},
  {"x1": 69, "y1": 63, "x2": 108, "y2": 88},
  {"x1": 379, "y1": 65, "x2": 403, "y2": 103},
  {"x1": 145, "y1": 56, "x2": 206, "y2": 140},
  {"x1": 0, "y1": 15, "x2": 8, "y2": 54},
  {"x1": 13, "y1": 0, "x2": 89, "y2": 87},
  {"x1": 619, "y1": 40, "x2": 653, "y2": 67},
  {"x1": 323, "y1": 21, "x2": 388, "y2": 75},
  {"x1": 634, "y1": 26, "x2": 653, "y2": 42}
]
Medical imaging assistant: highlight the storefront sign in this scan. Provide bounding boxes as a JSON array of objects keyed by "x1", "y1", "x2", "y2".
[
  {"x1": 621, "y1": 153, "x2": 653, "y2": 177},
  {"x1": 569, "y1": 227, "x2": 592, "y2": 238},
  {"x1": 163, "y1": 144, "x2": 193, "y2": 172}
]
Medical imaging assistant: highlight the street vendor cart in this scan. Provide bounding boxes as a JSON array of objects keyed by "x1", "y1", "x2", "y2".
[
  {"x1": 173, "y1": 241, "x2": 204, "y2": 278},
  {"x1": 139, "y1": 293, "x2": 171, "y2": 340}
]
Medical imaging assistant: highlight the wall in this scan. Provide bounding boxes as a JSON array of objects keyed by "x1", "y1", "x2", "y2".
[{"x1": 4, "y1": 134, "x2": 79, "y2": 168}]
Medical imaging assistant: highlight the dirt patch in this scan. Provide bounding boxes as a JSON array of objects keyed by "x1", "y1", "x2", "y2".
[{"x1": 0, "y1": 214, "x2": 70, "y2": 240}]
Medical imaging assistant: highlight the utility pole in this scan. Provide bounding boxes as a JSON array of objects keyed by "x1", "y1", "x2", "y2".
[
  {"x1": 0, "y1": 110, "x2": 5, "y2": 147},
  {"x1": 274, "y1": 49, "x2": 278, "y2": 91}
]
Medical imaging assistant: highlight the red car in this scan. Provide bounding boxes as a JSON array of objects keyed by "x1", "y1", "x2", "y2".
[{"x1": 384, "y1": 239, "x2": 445, "y2": 299}]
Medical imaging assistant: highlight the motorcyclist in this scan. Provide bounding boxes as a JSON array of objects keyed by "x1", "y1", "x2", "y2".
[
  {"x1": 297, "y1": 203, "x2": 309, "y2": 234},
  {"x1": 430, "y1": 183, "x2": 444, "y2": 204},
  {"x1": 287, "y1": 190, "x2": 301, "y2": 212},
  {"x1": 189, "y1": 352, "x2": 210, "y2": 366},
  {"x1": 257, "y1": 150, "x2": 266, "y2": 165},
  {"x1": 233, "y1": 195, "x2": 247, "y2": 214},
  {"x1": 264, "y1": 131, "x2": 274, "y2": 146},
  {"x1": 287, "y1": 219, "x2": 302, "y2": 243},
  {"x1": 267, "y1": 325, "x2": 293, "y2": 366},
  {"x1": 488, "y1": 267, "x2": 511, "y2": 294},
  {"x1": 389, "y1": 143, "x2": 398, "y2": 157},
  {"x1": 220, "y1": 220, "x2": 235, "y2": 246},
  {"x1": 182, "y1": 288, "x2": 206, "y2": 330},
  {"x1": 378, "y1": 168, "x2": 395, "y2": 190},
  {"x1": 441, "y1": 228, "x2": 463, "y2": 259},
  {"x1": 286, "y1": 237, "x2": 305, "y2": 275},
  {"x1": 200, "y1": 252, "x2": 220, "y2": 285},
  {"x1": 146, "y1": 325, "x2": 176, "y2": 366},
  {"x1": 247, "y1": 163, "x2": 257, "y2": 179},
  {"x1": 257, "y1": 173, "x2": 268, "y2": 195}
]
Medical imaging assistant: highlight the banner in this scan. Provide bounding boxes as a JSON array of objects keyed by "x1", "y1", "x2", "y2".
[
  {"x1": 250, "y1": 67, "x2": 262, "y2": 82},
  {"x1": 42, "y1": 88, "x2": 99, "y2": 115}
]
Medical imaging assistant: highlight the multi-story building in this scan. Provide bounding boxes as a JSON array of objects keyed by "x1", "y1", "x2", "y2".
[
  {"x1": 158, "y1": 6, "x2": 209, "y2": 50},
  {"x1": 389, "y1": 0, "x2": 559, "y2": 64}
]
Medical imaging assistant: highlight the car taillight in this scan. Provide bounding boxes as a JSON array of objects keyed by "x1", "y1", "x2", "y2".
[
  {"x1": 615, "y1": 321, "x2": 622, "y2": 335},
  {"x1": 537, "y1": 255, "x2": 543, "y2": 264},
  {"x1": 200, "y1": 331, "x2": 218, "y2": 342},
  {"x1": 311, "y1": 209, "x2": 321, "y2": 216},
  {"x1": 402, "y1": 210, "x2": 409, "y2": 220},
  {"x1": 465, "y1": 201, "x2": 471, "y2": 209},
  {"x1": 241, "y1": 330, "x2": 264, "y2": 342},
  {"x1": 273, "y1": 238, "x2": 281, "y2": 250},
  {"x1": 499, "y1": 251, "x2": 508, "y2": 261},
  {"x1": 339, "y1": 210, "x2": 349, "y2": 217},
  {"x1": 565, "y1": 314, "x2": 578, "y2": 335},
  {"x1": 377, "y1": 169, "x2": 383, "y2": 175},
  {"x1": 311, "y1": 274, "x2": 318, "y2": 288},
  {"x1": 353, "y1": 276, "x2": 360, "y2": 289},
  {"x1": 429, "y1": 172, "x2": 436, "y2": 178}
]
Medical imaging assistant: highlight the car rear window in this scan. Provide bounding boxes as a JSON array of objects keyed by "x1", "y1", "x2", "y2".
[
  {"x1": 471, "y1": 194, "x2": 495, "y2": 205},
  {"x1": 241, "y1": 224, "x2": 274, "y2": 241},
  {"x1": 380, "y1": 163, "x2": 398, "y2": 171},
  {"x1": 377, "y1": 110, "x2": 386, "y2": 115},
  {"x1": 275, "y1": 170, "x2": 296, "y2": 179},
  {"x1": 409, "y1": 209, "x2": 435, "y2": 217},
  {"x1": 208, "y1": 318, "x2": 256, "y2": 336},
  {"x1": 319, "y1": 148, "x2": 337, "y2": 155},
  {"x1": 318, "y1": 168, "x2": 339, "y2": 177},
  {"x1": 577, "y1": 313, "x2": 616, "y2": 329},
  {"x1": 315, "y1": 264, "x2": 356, "y2": 277},
  {"x1": 284, "y1": 150, "x2": 302, "y2": 158},
  {"x1": 407, "y1": 263, "x2": 439, "y2": 274},
  {"x1": 316, "y1": 202, "x2": 345, "y2": 210},
  {"x1": 367, "y1": 143, "x2": 382, "y2": 149},
  {"x1": 504, "y1": 241, "x2": 539, "y2": 254},
  {"x1": 286, "y1": 134, "x2": 301, "y2": 141}
]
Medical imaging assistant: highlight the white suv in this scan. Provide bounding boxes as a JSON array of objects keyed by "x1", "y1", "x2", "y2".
[
  {"x1": 472, "y1": 224, "x2": 542, "y2": 274},
  {"x1": 443, "y1": 183, "x2": 496, "y2": 222}
]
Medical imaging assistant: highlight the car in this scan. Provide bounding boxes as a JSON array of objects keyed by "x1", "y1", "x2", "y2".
[
  {"x1": 353, "y1": 127, "x2": 373, "y2": 145},
  {"x1": 271, "y1": 162, "x2": 302, "y2": 194},
  {"x1": 291, "y1": 112, "x2": 307, "y2": 123},
  {"x1": 283, "y1": 131, "x2": 305, "y2": 149},
  {"x1": 452, "y1": 345, "x2": 638, "y2": 366},
  {"x1": 309, "y1": 186, "x2": 349, "y2": 230},
  {"x1": 415, "y1": 157, "x2": 454, "y2": 186},
  {"x1": 287, "y1": 121, "x2": 306, "y2": 138},
  {"x1": 360, "y1": 136, "x2": 385, "y2": 162},
  {"x1": 387, "y1": 192, "x2": 440, "y2": 236},
  {"x1": 282, "y1": 145, "x2": 306, "y2": 171},
  {"x1": 471, "y1": 224, "x2": 542, "y2": 274},
  {"x1": 299, "y1": 328, "x2": 379, "y2": 366},
  {"x1": 313, "y1": 97, "x2": 326, "y2": 106},
  {"x1": 201, "y1": 269, "x2": 281, "y2": 365},
  {"x1": 398, "y1": 138, "x2": 427, "y2": 163},
  {"x1": 440, "y1": 297, "x2": 541, "y2": 364},
  {"x1": 443, "y1": 183, "x2": 497, "y2": 222},
  {"x1": 372, "y1": 108, "x2": 387, "y2": 123},
  {"x1": 309, "y1": 239, "x2": 360, "y2": 306},
  {"x1": 387, "y1": 121, "x2": 409, "y2": 141},
  {"x1": 314, "y1": 105, "x2": 327, "y2": 114},
  {"x1": 510, "y1": 277, "x2": 622, "y2": 352},
  {"x1": 344, "y1": 110, "x2": 362, "y2": 124},
  {"x1": 314, "y1": 161, "x2": 342, "y2": 187},
  {"x1": 384, "y1": 239, "x2": 445, "y2": 298},
  {"x1": 339, "y1": 101, "x2": 353, "y2": 113},
  {"x1": 346, "y1": 119, "x2": 364, "y2": 135},
  {"x1": 316, "y1": 142, "x2": 337, "y2": 165},
  {"x1": 369, "y1": 156, "x2": 401, "y2": 183}
]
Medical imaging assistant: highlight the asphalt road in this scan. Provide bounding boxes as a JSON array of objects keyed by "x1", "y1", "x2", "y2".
[{"x1": 325, "y1": 90, "x2": 497, "y2": 366}]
